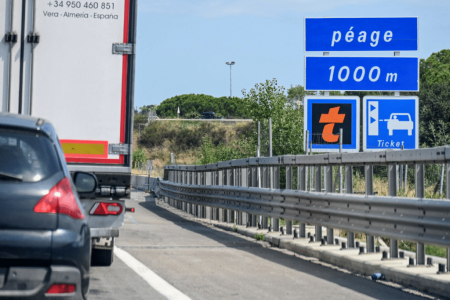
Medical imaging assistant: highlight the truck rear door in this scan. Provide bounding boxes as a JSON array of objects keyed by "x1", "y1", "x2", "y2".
[{"x1": 1, "y1": 0, "x2": 136, "y2": 172}]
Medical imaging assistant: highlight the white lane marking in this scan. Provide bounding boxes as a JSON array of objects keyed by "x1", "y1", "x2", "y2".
[
  {"x1": 126, "y1": 215, "x2": 138, "y2": 224},
  {"x1": 114, "y1": 246, "x2": 191, "y2": 300}
]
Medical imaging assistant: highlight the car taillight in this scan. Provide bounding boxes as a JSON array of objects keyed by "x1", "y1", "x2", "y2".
[
  {"x1": 46, "y1": 283, "x2": 76, "y2": 294},
  {"x1": 90, "y1": 202, "x2": 123, "y2": 215},
  {"x1": 34, "y1": 177, "x2": 84, "y2": 219}
]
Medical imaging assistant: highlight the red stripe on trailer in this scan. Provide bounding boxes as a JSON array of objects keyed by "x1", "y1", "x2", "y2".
[{"x1": 65, "y1": 0, "x2": 130, "y2": 165}]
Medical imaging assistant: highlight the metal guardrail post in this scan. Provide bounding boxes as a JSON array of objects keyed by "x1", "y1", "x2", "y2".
[
  {"x1": 345, "y1": 165, "x2": 355, "y2": 248},
  {"x1": 226, "y1": 169, "x2": 232, "y2": 223},
  {"x1": 388, "y1": 164, "x2": 399, "y2": 258},
  {"x1": 218, "y1": 169, "x2": 224, "y2": 222},
  {"x1": 261, "y1": 165, "x2": 269, "y2": 229},
  {"x1": 446, "y1": 162, "x2": 450, "y2": 272},
  {"x1": 206, "y1": 171, "x2": 212, "y2": 220},
  {"x1": 285, "y1": 165, "x2": 293, "y2": 235},
  {"x1": 298, "y1": 165, "x2": 306, "y2": 238},
  {"x1": 415, "y1": 163, "x2": 425, "y2": 265},
  {"x1": 186, "y1": 171, "x2": 191, "y2": 214},
  {"x1": 241, "y1": 167, "x2": 248, "y2": 226},
  {"x1": 365, "y1": 165, "x2": 375, "y2": 253},
  {"x1": 315, "y1": 165, "x2": 322, "y2": 241},
  {"x1": 250, "y1": 165, "x2": 257, "y2": 227},
  {"x1": 272, "y1": 165, "x2": 280, "y2": 232},
  {"x1": 325, "y1": 165, "x2": 334, "y2": 245}
]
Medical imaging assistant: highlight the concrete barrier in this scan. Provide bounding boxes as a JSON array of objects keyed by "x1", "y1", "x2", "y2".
[{"x1": 131, "y1": 175, "x2": 158, "y2": 192}]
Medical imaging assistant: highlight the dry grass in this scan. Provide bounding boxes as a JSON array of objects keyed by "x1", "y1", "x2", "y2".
[
  {"x1": 352, "y1": 174, "x2": 445, "y2": 198},
  {"x1": 132, "y1": 120, "x2": 253, "y2": 177}
]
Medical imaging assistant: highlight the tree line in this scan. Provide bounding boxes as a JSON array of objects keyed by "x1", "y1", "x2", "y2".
[{"x1": 156, "y1": 94, "x2": 251, "y2": 119}]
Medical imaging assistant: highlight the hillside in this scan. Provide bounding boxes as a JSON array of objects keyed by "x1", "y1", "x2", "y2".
[{"x1": 132, "y1": 120, "x2": 253, "y2": 176}]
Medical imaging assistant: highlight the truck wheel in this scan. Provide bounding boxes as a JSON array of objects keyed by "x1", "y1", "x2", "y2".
[{"x1": 91, "y1": 247, "x2": 114, "y2": 266}]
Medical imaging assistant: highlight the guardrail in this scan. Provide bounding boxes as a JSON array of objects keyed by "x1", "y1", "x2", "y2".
[{"x1": 157, "y1": 146, "x2": 450, "y2": 272}]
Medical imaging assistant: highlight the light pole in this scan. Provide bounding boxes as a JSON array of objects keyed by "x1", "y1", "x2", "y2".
[{"x1": 225, "y1": 61, "x2": 235, "y2": 97}]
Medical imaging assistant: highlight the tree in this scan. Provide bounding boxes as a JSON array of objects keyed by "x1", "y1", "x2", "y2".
[
  {"x1": 287, "y1": 85, "x2": 315, "y2": 107},
  {"x1": 242, "y1": 79, "x2": 304, "y2": 155},
  {"x1": 418, "y1": 82, "x2": 450, "y2": 147},
  {"x1": 156, "y1": 94, "x2": 250, "y2": 119},
  {"x1": 420, "y1": 49, "x2": 450, "y2": 87}
]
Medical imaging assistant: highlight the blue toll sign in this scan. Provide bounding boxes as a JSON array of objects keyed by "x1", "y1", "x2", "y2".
[
  {"x1": 304, "y1": 17, "x2": 418, "y2": 52},
  {"x1": 304, "y1": 96, "x2": 360, "y2": 153},
  {"x1": 363, "y1": 96, "x2": 419, "y2": 151},
  {"x1": 305, "y1": 56, "x2": 419, "y2": 92}
]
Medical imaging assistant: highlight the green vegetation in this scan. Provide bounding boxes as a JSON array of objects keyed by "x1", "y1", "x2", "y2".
[
  {"x1": 156, "y1": 94, "x2": 250, "y2": 119},
  {"x1": 134, "y1": 120, "x2": 254, "y2": 175},
  {"x1": 132, "y1": 148, "x2": 146, "y2": 168},
  {"x1": 243, "y1": 79, "x2": 305, "y2": 156},
  {"x1": 255, "y1": 233, "x2": 265, "y2": 241}
]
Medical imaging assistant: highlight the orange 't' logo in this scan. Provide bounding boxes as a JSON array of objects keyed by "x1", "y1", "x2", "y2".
[{"x1": 319, "y1": 106, "x2": 345, "y2": 142}]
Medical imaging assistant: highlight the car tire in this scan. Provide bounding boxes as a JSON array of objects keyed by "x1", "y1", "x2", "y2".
[{"x1": 91, "y1": 247, "x2": 114, "y2": 267}]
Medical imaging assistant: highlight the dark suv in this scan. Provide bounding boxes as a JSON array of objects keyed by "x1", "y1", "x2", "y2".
[
  {"x1": 201, "y1": 112, "x2": 223, "y2": 119},
  {"x1": 0, "y1": 113, "x2": 94, "y2": 299}
]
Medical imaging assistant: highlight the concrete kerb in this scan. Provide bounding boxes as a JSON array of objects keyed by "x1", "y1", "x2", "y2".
[{"x1": 199, "y1": 220, "x2": 450, "y2": 299}]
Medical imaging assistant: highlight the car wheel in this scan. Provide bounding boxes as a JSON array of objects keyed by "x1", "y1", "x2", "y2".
[
  {"x1": 91, "y1": 247, "x2": 114, "y2": 267},
  {"x1": 408, "y1": 129, "x2": 412, "y2": 136}
]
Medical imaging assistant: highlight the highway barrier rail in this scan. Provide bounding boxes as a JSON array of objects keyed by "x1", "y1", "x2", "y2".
[{"x1": 157, "y1": 146, "x2": 450, "y2": 272}]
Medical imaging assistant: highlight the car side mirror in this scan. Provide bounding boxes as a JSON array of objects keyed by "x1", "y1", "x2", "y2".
[{"x1": 73, "y1": 172, "x2": 98, "y2": 199}]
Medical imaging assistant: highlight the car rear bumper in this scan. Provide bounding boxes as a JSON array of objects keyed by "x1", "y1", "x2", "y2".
[
  {"x1": 90, "y1": 228, "x2": 119, "y2": 238},
  {"x1": 0, "y1": 265, "x2": 84, "y2": 299}
]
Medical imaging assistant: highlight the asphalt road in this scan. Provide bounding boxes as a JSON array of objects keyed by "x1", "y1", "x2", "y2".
[{"x1": 88, "y1": 191, "x2": 429, "y2": 300}]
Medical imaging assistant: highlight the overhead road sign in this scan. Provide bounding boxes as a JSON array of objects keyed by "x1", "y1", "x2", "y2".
[
  {"x1": 305, "y1": 56, "x2": 419, "y2": 92},
  {"x1": 304, "y1": 17, "x2": 418, "y2": 52},
  {"x1": 363, "y1": 96, "x2": 419, "y2": 151},
  {"x1": 304, "y1": 96, "x2": 360, "y2": 153}
]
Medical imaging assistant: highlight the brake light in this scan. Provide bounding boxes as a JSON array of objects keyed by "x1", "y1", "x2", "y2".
[
  {"x1": 34, "y1": 177, "x2": 84, "y2": 219},
  {"x1": 46, "y1": 283, "x2": 76, "y2": 294},
  {"x1": 90, "y1": 202, "x2": 123, "y2": 215}
]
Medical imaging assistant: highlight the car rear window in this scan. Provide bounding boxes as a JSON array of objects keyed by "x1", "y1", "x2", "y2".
[{"x1": 0, "y1": 128, "x2": 61, "y2": 183}]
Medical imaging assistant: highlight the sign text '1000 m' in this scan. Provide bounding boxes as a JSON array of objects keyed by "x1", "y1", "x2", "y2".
[
  {"x1": 305, "y1": 57, "x2": 419, "y2": 92},
  {"x1": 304, "y1": 17, "x2": 418, "y2": 52}
]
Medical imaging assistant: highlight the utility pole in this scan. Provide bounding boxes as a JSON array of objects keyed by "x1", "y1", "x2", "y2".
[{"x1": 225, "y1": 61, "x2": 235, "y2": 97}]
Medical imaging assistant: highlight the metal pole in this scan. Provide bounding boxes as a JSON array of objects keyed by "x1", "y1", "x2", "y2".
[
  {"x1": 286, "y1": 165, "x2": 292, "y2": 235},
  {"x1": 405, "y1": 164, "x2": 408, "y2": 193},
  {"x1": 298, "y1": 164, "x2": 306, "y2": 238},
  {"x1": 388, "y1": 164, "x2": 398, "y2": 258},
  {"x1": 305, "y1": 130, "x2": 309, "y2": 190},
  {"x1": 446, "y1": 163, "x2": 450, "y2": 271},
  {"x1": 365, "y1": 165, "x2": 375, "y2": 253},
  {"x1": 257, "y1": 121, "x2": 261, "y2": 189},
  {"x1": 325, "y1": 165, "x2": 333, "y2": 245},
  {"x1": 339, "y1": 129, "x2": 343, "y2": 193},
  {"x1": 230, "y1": 64, "x2": 232, "y2": 97},
  {"x1": 440, "y1": 164, "x2": 445, "y2": 196},
  {"x1": 345, "y1": 165, "x2": 355, "y2": 248},
  {"x1": 309, "y1": 141, "x2": 313, "y2": 191},
  {"x1": 269, "y1": 118, "x2": 273, "y2": 189},
  {"x1": 415, "y1": 164, "x2": 425, "y2": 265},
  {"x1": 315, "y1": 165, "x2": 322, "y2": 241}
]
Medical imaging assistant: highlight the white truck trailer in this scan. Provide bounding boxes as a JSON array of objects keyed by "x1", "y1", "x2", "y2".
[{"x1": 0, "y1": 0, "x2": 138, "y2": 265}]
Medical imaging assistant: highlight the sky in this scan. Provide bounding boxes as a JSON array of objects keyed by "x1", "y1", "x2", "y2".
[{"x1": 134, "y1": 0, "x2": 450, "y2": 108}]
